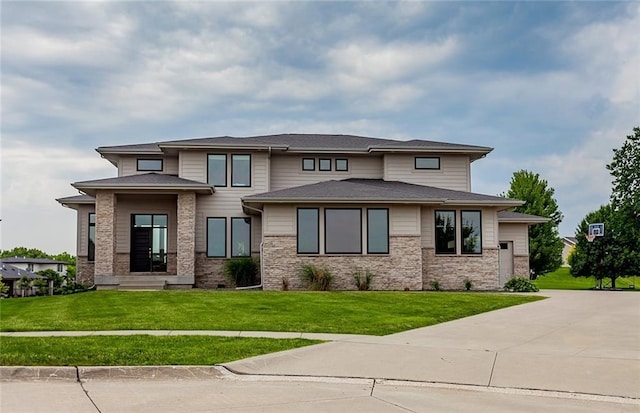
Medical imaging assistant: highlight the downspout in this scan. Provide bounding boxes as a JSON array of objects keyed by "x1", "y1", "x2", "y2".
[{"x1": 236, "y1": 203, "x2": 264, "y2": 290}]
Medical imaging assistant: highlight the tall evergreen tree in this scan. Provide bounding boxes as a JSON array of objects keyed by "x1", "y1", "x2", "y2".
[{"x1": 503, "y1": 170, "x2": 564, "y2": 278}]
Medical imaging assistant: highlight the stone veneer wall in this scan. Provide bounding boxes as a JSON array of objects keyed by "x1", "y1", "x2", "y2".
[
  {"x1": 194, "y1": 253, "x2": 227, "y2": 288},
  {"x1": 94, "y1": 191, "x2": 115, "y2": 277},
  {"x1": 422, "y1": 248, "x2": 500, "y2": 291},
  {"x1": 513, "y1": 255, "x2": 530, "y2": 278},
  {"x1": 177, "y1": 193, "x2": 196, "y2": 277},
  {"x1": 76, "y1": 257, "x2": 95, "y2": 286},
  {"x1": 114, "y1": 253, "x2": 177, "y2": 275},
  {"x1": 261, "y1": 235, "x2": 423, "y2": 291}
]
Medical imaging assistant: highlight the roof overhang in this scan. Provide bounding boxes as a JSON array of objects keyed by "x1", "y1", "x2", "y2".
[
  {"x1": 72, "y1": 184, "x2": 214, "y2": 197},
  {"x1": 498, "y1": 216, "x2": 550, "y2": 224}
]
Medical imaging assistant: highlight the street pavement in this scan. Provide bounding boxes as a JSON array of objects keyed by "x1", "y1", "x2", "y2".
[{"x1": 1, "y1": 290, "x2": 639, "y2": 412}]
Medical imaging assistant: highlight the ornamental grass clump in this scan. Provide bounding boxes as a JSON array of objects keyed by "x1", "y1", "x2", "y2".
[
  {"x1": 224, "y1": 257, "x2": 259, "y2": 287},
  {"x1": 353, "y1": 269, "x2": 375, "y2": 291},
  {"x1": 299, "y1": 264, "x2": 333, "y2": 291}
]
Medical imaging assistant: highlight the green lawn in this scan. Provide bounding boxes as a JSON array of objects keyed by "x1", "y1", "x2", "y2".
[
  {"x1": 0, "y1": 336, "x2": 321, "y2": 366},
  {"x1": 534, "y1": 267, "x2": 639, "y2": 290},
  {"x1": 0, "y1": 290, "x2": 543, "y2": 335}
]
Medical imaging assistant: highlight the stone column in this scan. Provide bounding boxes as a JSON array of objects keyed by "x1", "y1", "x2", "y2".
[
  {"x1": 177, "y1": 192, "x2": 196, "y2": 277},
  {"x1": 95, "y1": 191, "x2": 116, "y2": 277}
]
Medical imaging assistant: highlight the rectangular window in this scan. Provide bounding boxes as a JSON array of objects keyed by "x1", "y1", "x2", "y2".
[
  {"x1": 415, "y1": 157, "x2": 440, "y2": 170},
  {"x1": 335, "y1": 159, "x2": 348, "y2": 171},
  {"x1": 231, "y1": 154, "x2": 251, "y2": 187},
  {"x1": 435, "y1": 210, "x2": 456, "y2": 254},
  {"x1": 302, "y1": 158, "x2": 315, "y2": 171},
  {"x1": 57, "y1": 264, "x2": 63, "y2": 272},
  {"x1": 461, "y1": 211, "x2": 482, "y2": 254},
  {"x1": 207, "y1": 154, "x2": 227, "y2": 187},
  {"x1": 231, "y1": 217, "x2": 251, "y2": 257},
  {"x1": 367, "y1": 209, "x2": 389, "y2": 254},
  {"x1": 325, "y1": 209, "x2": 362, "y2": 254},
  {"x1": 297, "y1": 208, "x2": 319, "y2": 254},
  {"x1": 88, "y1": 213, "x2": 96, "y2": 262},
  {"x1": 137, "y1": 159, "x2": 163, "y2": 171},
  {"x1": 207, "y1": 218, "x2": 226, "y2": 257},
  {"x1": 27, "y1": 263, "x2": 34, "y2": 271},
  {"x1": 319, "y1": 158, "x2": 332, "y2": 171}
]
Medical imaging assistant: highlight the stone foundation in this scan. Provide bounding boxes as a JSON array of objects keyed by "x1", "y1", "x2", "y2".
[
  {"x1": 513, "y1": 255, "x2": 530, "y2": 278},
  {"x1": 422, "y1": 248, "x2": 500, "y2": 291},
  {"x1": 261, "y1": 235, "x2": 423, "y2": 291},
  {"x1": 194, "y1": 253, "x2": 228, "y2": 288},
  {"x1": 76, "y1": 256, "x2": 95, "y2": 286}
]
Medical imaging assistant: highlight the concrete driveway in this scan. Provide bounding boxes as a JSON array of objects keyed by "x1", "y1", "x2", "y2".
[{"x1": 2, "y1": 290, "x2": 639, "y2": 412}]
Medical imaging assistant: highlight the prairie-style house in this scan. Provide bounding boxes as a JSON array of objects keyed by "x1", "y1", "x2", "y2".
[{"x1": 57, "y1": 134, "x2": 546, "y2": 290}]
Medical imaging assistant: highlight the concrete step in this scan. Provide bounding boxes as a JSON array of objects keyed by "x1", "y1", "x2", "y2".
[{"x1": 117, "y1": 279, "x2": 167, "y2": 291}]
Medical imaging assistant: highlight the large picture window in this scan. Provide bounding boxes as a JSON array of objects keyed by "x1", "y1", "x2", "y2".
[
  {"x1": 297, "y1": 208, "x2": 319, "y2": 254},
  {"x1": 435, "y1": 210, "x2": 456, "y2": 254},
  {"x1": 325, "y1": 209, "x2": 362, "y2": 254},
  {"x1": 461, "y1": 211, "x2": 482, "y2": 254},
  {"x1": 367, "y1": 209, "x2": 389, "y2": 254},
  {"x1": 207, "y1": 218, "x2": 226, "y2": 257},
  {"x1": 231, "y1": 154, "x2": 251, "y2": 187},
  {"x1": 207, "y1": 154, "x2": 227, "y2": 187},
  {"x1": 231, "y1": 217, "x2": 251, "y2": 257},
  {"x1": 88, "y1": 213, "x2": 95, "y2": 261}
]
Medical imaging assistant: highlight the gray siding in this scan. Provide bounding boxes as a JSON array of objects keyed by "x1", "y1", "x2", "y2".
[
  {"x1": 384, "y1": 154, "x2": 470, "y2": 191},
  {"x1": 499, "y1": 223, "x2": 530, "y2": 255}
]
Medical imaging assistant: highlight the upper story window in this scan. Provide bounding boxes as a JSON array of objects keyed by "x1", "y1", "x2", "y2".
[
  {"x1": 231, "y1": 154, "x2": 251, "y2": 187},
  {"x1": 319, "y1": 159, "x2": 332, "y2": 171},
  {"x1": 57, "y1": 264, "x2": 64, "y2": 272},
  {"x1": 461, "y1": 211, "x2": 482, "y2": 254},
  {"x1": 415, "y1": 157, "x2": 440, "y2": 170},
  {"x1": 27, "y1": 263, "x2": 34, "y2": 271},
  {"x1": 435, "y1": 210, "x2": 456, "y2": 254},
  {"x1": 302, "y1": 158, "x2": 315, "y2": 171},
  {"x1": 137, "y1": 159, "x2": 163, "y2": 171},
  {"x1": 335, "y1": 159, "x2": 348, "y2": 171},
  {"x1": 88, "y1": 213, "x2": 96, "y2": 261},
  {"x1": 207, "y1": 154, "x2": 227, "y2": 187}
]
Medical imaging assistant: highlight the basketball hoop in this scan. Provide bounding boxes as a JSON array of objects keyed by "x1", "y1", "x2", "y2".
[{"x1": 586, "y1": 234, "x2": 596, "y2": 243}]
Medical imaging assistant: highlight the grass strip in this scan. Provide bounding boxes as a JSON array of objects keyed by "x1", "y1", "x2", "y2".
[
  {"x1": 534, "y1": 267, "x2": 638, "y2": 290},
  {"x1": 0, "y1": 336, "x2": 321, "y2": 366},
  {"x1": 0, "y1": 291, "x2": 543, "y2": 335}
]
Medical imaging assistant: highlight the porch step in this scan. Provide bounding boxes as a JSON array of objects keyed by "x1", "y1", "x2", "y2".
[{"x1": 117, "y1": 279, "x2": 167, "y2": 291}]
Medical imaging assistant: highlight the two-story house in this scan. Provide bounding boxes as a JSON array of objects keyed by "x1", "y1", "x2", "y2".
[{"x1": 57, "y1": 134, "x2": 547, "y2": 291}]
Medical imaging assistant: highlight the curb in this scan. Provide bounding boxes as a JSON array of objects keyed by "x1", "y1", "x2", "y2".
[{"x1": 0, "y1": 366, "x2": 225, "y2": 382}]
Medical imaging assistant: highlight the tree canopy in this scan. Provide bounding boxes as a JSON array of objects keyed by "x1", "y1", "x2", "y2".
[{"x1": 503, "y1": 170, "x2": 564, "y2": 278}]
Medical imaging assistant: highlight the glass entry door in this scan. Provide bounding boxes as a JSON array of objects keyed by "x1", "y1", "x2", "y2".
[{"x1": 130, "y1": 214, "x2": 168, "y2": 272}]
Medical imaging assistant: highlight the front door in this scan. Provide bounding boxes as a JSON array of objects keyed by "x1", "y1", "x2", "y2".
[
  {"x1": 499, "y1": 241, "x2": 513, "y2": 285},
  {"x1": 131, "y1": 227, "x2": 152, "y2": 272}
]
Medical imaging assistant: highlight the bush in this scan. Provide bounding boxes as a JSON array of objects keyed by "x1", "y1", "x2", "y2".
[
  {"x1": 299, "y1": 264, "x2": 333, "y2": 291},
  {"x1": 504, "y1": 277, "x2": 539, "y2": 292},
  {"x1": 223, "y1": 257, "x2": 259, "y2": 287},
  {"x1": 353, "y1": 269, "x2": 375, "y2": 291},
  {"x1": 464, "y1": 279, "x2": 473, "y2": 291},
  {"x1": 431, "y1": 280, "x2": 441, "y2": 291}
]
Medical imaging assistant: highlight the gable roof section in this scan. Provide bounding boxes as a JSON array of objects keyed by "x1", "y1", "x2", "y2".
[
  {"x1": 71, "y1": 173, "x2": 214, "y2": 196},
  {"x1": 243, "y1": 179, "x2": 522, "y2": 207},
  {"x1": 497, "y1": 211, "x2": 550, "y2": 224},
  {"x1": 97, "y1": 134, "x2": 493, "y2": 160},
  {"x1": 0, "y1": 262, "x2": 43, "y2": 280}
]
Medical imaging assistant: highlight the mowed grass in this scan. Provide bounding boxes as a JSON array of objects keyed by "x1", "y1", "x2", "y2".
[
  {"x1": 0, "y1": 290, "x2": 543, "y2": 335},
  {"x1": 534, "y1": 267, "x2": 639, "y2": 290},
  {"x1": 0, "y1": 336, "x2": 321, "y2": 366}
]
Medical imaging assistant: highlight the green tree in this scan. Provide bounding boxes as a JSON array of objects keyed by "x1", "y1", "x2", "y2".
[
  {"x1": 0, "y1": 247, "x2": 49, "y2": 259},
  {"x1": 503, "y1": 170, "x2": 564, "y2": 278},
  {"x1": 569, "y1": 204, "x2": 629, "y2": 288},
  {"x1": 37, "y1": 269, "x2": 65, "y2": 295},
  {"x1": 606, "y1": 126, "x2": 640, "y2": 274},
  {"x1": 0, "y1": 275, "x2": 9, "y2": 297}
]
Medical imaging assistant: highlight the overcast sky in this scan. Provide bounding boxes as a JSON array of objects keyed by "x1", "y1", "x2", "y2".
[{"x1": 1, "y1": 1, "x2": 638, "y2": 255}]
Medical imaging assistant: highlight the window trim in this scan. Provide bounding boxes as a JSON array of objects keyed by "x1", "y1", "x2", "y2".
[
  {"x1": 231, "y1": 217, "x2": 252, "y2": 257},
  {"x1": 435, "y1": 210, "x2": 456, "y2": 255},
  {"x1": 207, "y1": 154, "x2": 228, "y2": 187},
  {"x1": 415, "y1": 156, "x2": 441, "y2": 170},
  {"x1": 136, "y1": 158, "x2": 163, "y2": 172},
  {"x1": 88, "y1": 212, "x2": 96, "y2": 262},
  {"x1": 206, "y1": 217, "x2": 227, "y2": 258},
  {"x1": 231, "y1": 154, "x2": 251, "y2": 187},
  {"x1": 324, "y1": 208, "x2": 362, "y2": 254},
  {"x1": 302, "y1": 158, "x2": 315, "y2": 171},
  {"x1": 461, "y1": 210, "x2": 483, "y2": 255},
  {"x1": 297, "y1": 208, "x2": 320, "y2": 254},
  {"x1": 367, "y1": 208, "x2": 389, "y2": 254},
  {"x1": 335, "y1": 158, "x2": 349, "y2": 171},
  {"x1": 319, "y1": 158, "x2": 332, "y2": 171}
]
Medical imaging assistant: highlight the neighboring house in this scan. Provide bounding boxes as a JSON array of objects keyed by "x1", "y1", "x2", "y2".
[
  {"x1": 0, "y1": 257, "x2": 70, "y2": 275},
  {"x1": 561, "y1": 236, "x2": 577, "y2": 267},
  {"x1": 0, "y1": 260, "x2": 43, "y2": 297},
  {"x1": 57, "y1": 134, "x2": 547, "y2": 291}
]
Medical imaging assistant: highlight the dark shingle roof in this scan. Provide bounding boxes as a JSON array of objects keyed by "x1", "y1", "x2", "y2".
[
  {"x1": 72, "y1": 173, "x2": 214, "y2": 196},
  {"x1": 497, "y1": 211, "x2": 550, "y2": 223},
  {"x1": 244, "y1": 179, "x2": 522, "y2": 206},
  {"x1": 0, "y1": 261, "x2": 51, "y2": 280},
  {"x1": 97, "y1": 134, "x2": 492, "y2": 157},
  {"x1": 56, "y1": 194, "x2": 95, "y2": 205}
]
